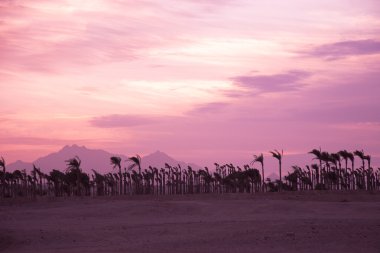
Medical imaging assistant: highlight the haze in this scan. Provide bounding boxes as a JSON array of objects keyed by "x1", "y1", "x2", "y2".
[{"x1": 1, "y1": 0, "x2": 380, "y2": 167}]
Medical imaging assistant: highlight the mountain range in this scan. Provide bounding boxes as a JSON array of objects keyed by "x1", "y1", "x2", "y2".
[
  {"x1": 6, "y1": 145, "x2": 281, "y2": 180},
  {"x1": 6, "y1": 145, "x2": 202, "y2": 173}
]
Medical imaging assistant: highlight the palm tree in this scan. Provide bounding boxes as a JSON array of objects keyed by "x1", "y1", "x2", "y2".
[
  {"x1": 338, "y1": 150, "x2": 351, "y2": 189},
  {"x1": 110, "y1": 156, "x2": 122, "y2": 195},
  {"x1": 65, "y1": 156, "x2": 82, "y2": 196},
  {"x1": 310, "y1": 164, "x2": 319, "y2": 188},
  {"x1": 287, "y1": 166, "x2": 301, "y2": 190},
  {"x1": 128, "y1": 155, "x2": 142, "y2": 193},
  {"x1": 245, "y1": 167, "x2": 261, "y2": 193},
  {"x1": 345, "y1": 151, "x2": 355, "y2": 190},
  {"x1": 50, "y1": 169, "x2": 66, "y2": 197},
  {"x1": 128, "y1": 155, "x2": 142, "y2": 174},
  {"x1": 33, "y1": 164, "x2": 44, "y2": 195},
  {"x1": 364, "y1": 155, "x2": 371, "y2": 190},
  {"x1": 338, "y1": 150, "x2": 350, "y2": 173},
  {"x1": 11, "y1": 170, "x2": 23, "y2": 197},
  {"x1": 309, "y1": 148, "x2": 323, "y2": 185},
  {"x1": 317, "y1": 151, "x2": 333, "y2": 188},
  {"x1": 354, "y1": 150, "x2": 366, "y2": 170},
  {"x1": 251, "y1": 153, "x2": 264, "y2": 191},
  {"x1": 330, "y1": 153, "x2": 341, "y2": 189},
  {"x1": 269, "y1": 149, "x2": 283, "y2": 190},
  {"x1": 0, "y1": 157, "x2": 5, "y2": 197},
  {"x1": 353, "y1": 150, "x2": 367, "y2": 190}
]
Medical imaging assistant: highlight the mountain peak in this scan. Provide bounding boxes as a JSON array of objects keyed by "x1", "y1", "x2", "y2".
[
  {"x1": 152, "y1": 150, "x2": 164, "y2": 155},
  {"x1": 61, "y1": 144, "x2": 86, "y2": 151},
  {"x1": 145, "y1": 150, "x2": 172, "y2": 160}
]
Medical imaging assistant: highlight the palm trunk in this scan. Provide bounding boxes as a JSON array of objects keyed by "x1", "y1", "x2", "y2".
[
  {"x1": 279, "y1": 160, "x2": 282, "y2": 191},
  {"x1": 318, "y1": 159, "x2": 322, "y2": 185},
  {"x1": 261, "y1": 163, "x2": 265, "y2": 192},
  {"x1": 39, "y1": 174, "x2": 43, "y2": 196},
  {"x1": 77, "y1": 171, "x2": 81, "y2": 196},
  {"x1": 119, "y1": 167, "x2": 122, "y2": 195},
  {"x1": 2, "y1": 167, "x2": 5, "y2": 197},
  {"x1": 351, "y1": 160, "x2": 355, "y2": 190},
  {"x1": 344, "y1": 159, "x2": 348, "y2": 190}
]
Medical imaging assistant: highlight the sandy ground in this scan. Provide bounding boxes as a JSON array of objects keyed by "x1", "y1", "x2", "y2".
[{"x1": 1, "y1": 191, "x2": 380, "y2": 253}]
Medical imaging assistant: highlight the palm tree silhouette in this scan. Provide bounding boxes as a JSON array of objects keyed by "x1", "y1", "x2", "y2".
[
  {"x1": 353, "y1": 150, "x2": 367, "y2": 189},
  {"x1": 354, "y1": 150, "x2": 365, "y2": 170},
  {"x1": 319, "y1": 151, "x2": 332, "y2": 187},
  {"x1": 128, "y1": 155, "x2": 142, "y2": 174},
  {"x1": 338, "y1": 150, "x2": 350, "y2": 173},
  {"x1": 49, "y1": 169, "x2": 65, "y2": 197},
  {"x1": 329, "y1": 153, "x2": 341, "y2": 189},
  {"x1": 269, "y1": 149, "x2": 283, "y2": 190},
  {"x1": 251, "y1": 153, "x2": 264, "y2": 191},
  {"x1": 309, "y1": 148, "x2": 323, "y2": 185},
  {"x1": 33, "y1": 164, "x2": 44, "y2": 195},
  {"x1": 65, "y1": 156, "x2": 82, "y2": 196},
  {"x1": 346, "y1": 152, "x2": 355, "y2": 190},
  {"x1": 364, "y1": 155, "x2": 371, "y2": 190},
  {"x1": 310, "y1": 164, "x2": 319, "y2": 188},
  {"x1": 128, "y1": 155, "x2": 142, "y2": 193},
  {"x1": 338, "y1": 150, "x2": 352, "y2": 189},
  {"x1": 244, "y1": 167, "x2": 261, "y2": 192},
  {"x1": 110, "y1": 156, "x2": 122, "y2": 195}
]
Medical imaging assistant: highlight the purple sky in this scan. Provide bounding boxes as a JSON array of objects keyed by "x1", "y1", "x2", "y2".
[{"x1": 1, "y1": 0, "x2": 380, "y2": 169}]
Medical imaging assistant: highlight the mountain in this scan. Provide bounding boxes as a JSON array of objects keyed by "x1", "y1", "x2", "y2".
[
  {"x1": 6, "y1": 160, "x2": 34, "y2": 172},
  {"x1": 32, "y1": 144, "x2": 128, "y2": 173},
  {"x1": 6, "y1": 145, "x2": 201, "y2": 173}
]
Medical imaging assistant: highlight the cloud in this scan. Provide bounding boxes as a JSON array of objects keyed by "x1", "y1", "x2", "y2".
[
  {"x1": 304, "y1": 39, "x2": 380, "y2": 60},
  {"x1": 0, "y1": 137, "x2": 90, "y2": 146},
  {"x1": 90, "y1": 114, "x2": 158, "y2": 128},
  {"x1": 0, "y1": 0, "x2": 196, "y2": 73},
  {"x1": 231, "y1": 70, "x2": 311, "y2": 94},
  {"x1": 291, "y1": 103, "x2": 380, "y2": 124},
  {"x1": 187, "y1": 102, "x2": 229, "y2": 115},
  {"x1": 287, "y1": 71, "x2": 380, "y2": 124}
]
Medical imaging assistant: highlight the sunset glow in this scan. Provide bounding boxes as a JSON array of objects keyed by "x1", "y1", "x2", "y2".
[{"x1": 1, "y1": 0, "x2": 380, "y2": 168}]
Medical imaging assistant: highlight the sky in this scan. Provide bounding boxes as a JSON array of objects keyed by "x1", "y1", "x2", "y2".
[{"x1": 1, "y1": 0, "x2": 380, "y2": 170}]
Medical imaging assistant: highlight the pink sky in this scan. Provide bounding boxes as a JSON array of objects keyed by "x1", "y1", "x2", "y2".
[{"x1": 1, "y1": 0, "x2": 380, "y2": 169}]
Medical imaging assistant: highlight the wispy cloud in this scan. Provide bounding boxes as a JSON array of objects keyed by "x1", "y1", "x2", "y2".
[
  {"x1": 90, "y1": 113, "x2": 188, "y2": 128},
  {"x1": 0, "y1": 0, "x2": 195, "y2": 73},
  {"x1": 291, "y1": 103, "x2": 380, "y2": 124},
  {"x1": 90, "y1": 114, "x2": 158, "y2": 128},
  {"x1": 304, "y1": 39, "x2": 380, "y2": 60},
  {"x1": 231, "y1": 70, "x2": 311, "y2": 95},
  {"x1": 0, "y1": 136, "x2": 90, "y2": 146},
  {"x1": 187, "y1": 102, "x2": 229, "y2": 115}
]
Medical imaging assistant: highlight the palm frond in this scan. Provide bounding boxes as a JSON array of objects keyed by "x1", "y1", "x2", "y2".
[
  {"x1": 250, "y1": 153, "x2": 264, "y2": 166},
  {"x1": 269, "y1": 149, "x2": 282, "y2": 160},
  {"x1": 110, "y1": 156, "x2": 121, "y2": 169},
  {"x1": 354, "y1": 150, "x2": 365, "y2": 159},
  {"x1": 65, "y1": 156, "x2": 81, "y2": 172}
]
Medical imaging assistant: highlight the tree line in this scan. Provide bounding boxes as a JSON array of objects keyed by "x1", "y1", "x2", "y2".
[{"x1": 0, "y1": 149, "x2": 379, "y2": 198}]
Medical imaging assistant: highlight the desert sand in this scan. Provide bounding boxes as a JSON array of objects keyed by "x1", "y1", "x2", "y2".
[{"x1": 1, "y1": 191, "x2": 380, "y2": 253}]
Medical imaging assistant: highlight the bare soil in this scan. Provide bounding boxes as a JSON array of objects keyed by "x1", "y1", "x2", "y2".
[{"x1": 1, "y1": 191, "x2": 380, "y2": 253}]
